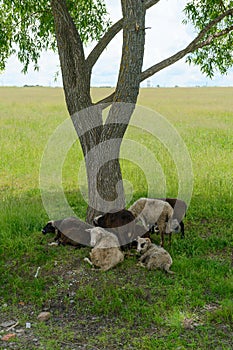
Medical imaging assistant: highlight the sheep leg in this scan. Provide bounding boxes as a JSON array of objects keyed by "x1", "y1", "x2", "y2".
[
  {"x1": 48, "y1": 241, "x2": 59, "y2": 246},
  {"x1": 160, "y1": 232, "x2": 164, "y2": 247},
  {"x1": 139, "y1": 250, "x2": 151, "y2": 262},
  {"x1": 157, "y1": 218, "x2": 166, "y2": 247},
  {"x1": 137, "y1": 261, "x2": 146, "y2": 268},
  {"x1": 149, "y1": 225, "x2": 155, "y2": 234},
  {"x1": 84, "y1": 257, "x2": 93, "y2": 266},
  {"x1": 165, "y1": 266, "x2": 175, "y2": 275},
  {"x1": 180, "y1": 221, "x2": 185, "y2": 239},
  {"x1": 158, "y1": 226, "x2": 165, "y2": 247},
  {"x1": 168, "y1": 232, "x2": 172, "y2": 246},
  {"x1": 54, "y1": 228, "x2": 61, "y2": 241}
]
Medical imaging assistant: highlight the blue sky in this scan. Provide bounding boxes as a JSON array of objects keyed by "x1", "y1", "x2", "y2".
[{"x1": 1, "y1": 0, "x2": 232, "y2": 87}]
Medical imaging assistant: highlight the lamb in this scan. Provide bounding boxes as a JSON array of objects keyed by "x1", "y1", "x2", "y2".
[
  {"x1": 84, "y1": 227, "x2": 124, "y2": 271},
  {"x1": 136, "y1": 236, "x2": 174, "y2": 274},
  {"x1": 157, "y1": 198, "x2": 187, "y2": 238},
  {"x1": 128, "y1": 198, "x2": 174, "y2": 247},
  {"x1": 42, "y1": 217, "x2": 92, "y2": 247}
]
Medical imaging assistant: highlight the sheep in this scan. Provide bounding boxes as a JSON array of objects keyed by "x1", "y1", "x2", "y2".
[
  {"x1": 42, "y1": 217, "x2": 92, "y2": 247},
  {"x1": 136, "y1": 236, "x2": 174, "y2": 274},
  {"x1": 93, "y1": 209, "x2": 152, "y2": 249},
  {"x1": 157, "y1": 198, "x2": 187, "y2": 238},
  {"x1": 128, "y1": 198, "x2": 174, "y2": 247},
  {"x1": 93, "y1": 209, "x2": 135, "y2": 230},
  {"x1": 94, "y1": 209, "x2": 138, "y2": 249},
  {"x1": 84, "y1": 227, "x2": 124, "y2": 271}
]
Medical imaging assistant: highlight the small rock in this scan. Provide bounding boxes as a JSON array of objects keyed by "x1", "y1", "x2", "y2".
[
  {"x1": 42, "y1": 307, "x2": 50, "y2": 311},
  {"x1": 37, "y1": 312, "x2": 51, "y2": 322}
]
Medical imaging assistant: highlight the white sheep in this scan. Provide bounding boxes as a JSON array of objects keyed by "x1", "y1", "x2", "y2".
[
  {"x1": 84, "y1": 227, "x2": 124, "y2": 271},
  {"x1": 128, "y1": 198, "x2": 174, "y2": 247},
  {"x1": 136, "y1": 236, "x2": 174, "y2": 274}
]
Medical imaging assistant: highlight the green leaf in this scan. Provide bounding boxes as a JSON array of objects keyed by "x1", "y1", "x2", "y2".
[
  {"x1": 0, "y1": 0, "x2": 111, "y2": 72},
  {"x1": 183, "y1": 0, "x2": 233, "y2": 77}
]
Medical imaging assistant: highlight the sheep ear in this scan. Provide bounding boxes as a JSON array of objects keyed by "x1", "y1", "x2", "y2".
[
  {"x1": 145, "y1": 238, "x2": 151, "y2": 242},
  {"x1": 85, "y1": 228, "x2": 92, "y2": 232}
]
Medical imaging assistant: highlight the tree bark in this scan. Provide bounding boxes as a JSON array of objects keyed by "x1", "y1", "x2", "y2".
[
  {"x1": 51, "y1": 0, "x2": 146, "y2": 224},
  {"x1": 86, "y1": 0, "x2": 147, "y2": 223}
]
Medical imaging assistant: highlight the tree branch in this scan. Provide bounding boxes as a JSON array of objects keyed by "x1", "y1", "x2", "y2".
[
  {"x1": 86, "y1": 0, "x2": 160, "y2": 69},
  {"x1": 140, "y1": 7, "x2": 233, "y2": 82},
  {"x1": 50, "y1": 0, "x2": 92, "y2": 113},
  {"x1": 95, "y1": 6, "x2": 233, "y2": 107},
  {"x1": 144, "y1": 0, "x2": 161, "y2": 7},
  {"x1": 94, "y1": 92, "x2": 116, "y2": 108},
  {"x1": 100, "y1": 0, "x2": 146, "y2": 140},
  {"x1": 184, "y1": 8, "x2": 233, "y2": 52},
  {"x1": 195, "y1": 25, "x2": 233, "y2": 49},
  {"x1": 86, "y1": 19, "x2": 123, "y2": 69},
  {"x1": 92, "y1": 0, "x2": 160, "y2": 108}
]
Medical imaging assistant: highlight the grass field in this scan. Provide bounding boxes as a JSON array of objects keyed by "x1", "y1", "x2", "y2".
[{"x1": 0, "y1": 86, "x2": 232, "y2": 349}]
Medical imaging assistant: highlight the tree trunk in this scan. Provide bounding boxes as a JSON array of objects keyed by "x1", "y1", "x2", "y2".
[
  {"x1": 85, "y1": 153, "x2": 124, "y2": 224},
  {"x1": 51, "y1": 0, "x2": 146, "y2": 224},
  {"x1": 72, "y1": 107, "x2": 125, "y2": 224}
]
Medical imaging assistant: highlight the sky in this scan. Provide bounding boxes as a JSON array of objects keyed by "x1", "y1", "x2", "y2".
[{"x1": 1, "y1": 0, "x2": 232, "y2": 88}]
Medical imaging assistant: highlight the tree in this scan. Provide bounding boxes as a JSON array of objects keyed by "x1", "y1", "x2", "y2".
[{"x1": 1, "y1": 0, "x2": 233, "y2": 223}]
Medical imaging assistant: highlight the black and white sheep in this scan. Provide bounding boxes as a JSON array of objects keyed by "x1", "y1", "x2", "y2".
[
  {"x1": 136, "y1": 236, "x2": 174, "y2": 274},
  {"x1": 84, "y1": 227, "x2": 124, "y2": 271},
  {"x1": 128, "y1": 198, "x2": 174, "y2": 247},
  {"x1": 42, "y1": 217, "x2": 92, "y2": 247}
]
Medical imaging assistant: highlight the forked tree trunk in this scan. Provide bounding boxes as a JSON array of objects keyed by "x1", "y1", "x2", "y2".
[
  {"x1": 51, "y1": 0, "x2": 146, "y2": 224},
  {"x1": 72, "y1": 108, "x2": 125, "y2": 223}
]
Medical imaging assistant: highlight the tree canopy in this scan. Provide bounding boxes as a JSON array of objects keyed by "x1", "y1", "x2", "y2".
[
  {"x1": 1, "y1": 0, "x2": 233, "y2": 78},
  {"x1": 0, "y1": 0, "x2": 111, "y2": 72}
]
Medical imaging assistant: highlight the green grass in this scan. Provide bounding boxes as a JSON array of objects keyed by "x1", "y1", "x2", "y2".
[{"x1": 0, "y1": 86, "x2": 233, "y2": 349}]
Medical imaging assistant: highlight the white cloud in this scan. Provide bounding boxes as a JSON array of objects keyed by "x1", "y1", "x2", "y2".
[{"x1": 1, "y1": 0, "x2": 232, "y2": 87}]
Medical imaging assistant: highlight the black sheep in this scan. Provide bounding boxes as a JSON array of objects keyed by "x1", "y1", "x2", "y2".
[{"x1": 93, "y1": 209, "x2": 150, "y2": 248}]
